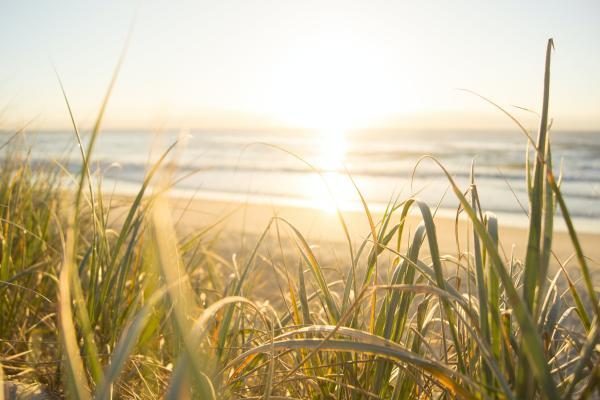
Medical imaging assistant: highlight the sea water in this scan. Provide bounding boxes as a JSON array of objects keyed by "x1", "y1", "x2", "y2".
[{"x1": 4, "y1": 129, "x2": 600, "y2": 232}]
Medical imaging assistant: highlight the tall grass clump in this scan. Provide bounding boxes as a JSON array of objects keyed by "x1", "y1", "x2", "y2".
[{"x1": 0, "y1": 38, "x2": 598, "y2": 399}]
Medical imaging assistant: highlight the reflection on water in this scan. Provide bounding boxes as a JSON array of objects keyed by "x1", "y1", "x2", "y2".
[
  {"x1": 310, "y1": 129, "x2": 356, "y2": 213},
  {"x1": 317, "y1": 129, "x2": 346, "y2": 171}
]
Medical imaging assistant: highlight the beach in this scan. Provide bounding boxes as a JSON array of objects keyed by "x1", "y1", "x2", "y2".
[
  {"x1": 157, "y1": 195, "x2": 600, "y2": 279},
  {"x1": 2, "y1": 2, "x2": 600, "y2": 396}
]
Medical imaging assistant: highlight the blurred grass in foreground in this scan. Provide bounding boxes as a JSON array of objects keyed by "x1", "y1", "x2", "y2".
[{"x1": 0, "y1": 39, "x2": 599, "y2": 399}]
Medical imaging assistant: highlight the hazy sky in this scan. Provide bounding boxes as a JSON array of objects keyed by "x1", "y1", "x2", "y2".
[{"x1": 1, "y1": 0, "x2": 599, "y2": 131}]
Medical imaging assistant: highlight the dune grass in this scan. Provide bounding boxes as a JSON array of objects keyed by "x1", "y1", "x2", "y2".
[{"x1": 0, "y1": 38, "x2": 598, "y2": 399}]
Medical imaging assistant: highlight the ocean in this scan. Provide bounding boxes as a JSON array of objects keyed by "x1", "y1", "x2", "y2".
[{"x1": 4, "y1": 129, "x2": 600, "y2": 232}]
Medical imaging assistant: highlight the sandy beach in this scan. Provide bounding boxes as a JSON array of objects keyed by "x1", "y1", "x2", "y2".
[{"x1": 156, "y1": 195, "x2": 600, "y2": 280}]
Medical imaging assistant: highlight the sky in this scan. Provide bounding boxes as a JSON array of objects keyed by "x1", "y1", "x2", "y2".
[{"x1": 1, "y1": 0, "x2": 599, "y2": 132}]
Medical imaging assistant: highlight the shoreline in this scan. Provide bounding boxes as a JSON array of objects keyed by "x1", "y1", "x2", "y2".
[
  {"x1": 108, "y1": 181, "x2": 600, "y2": 234},
  {"x1": 109, "y1": 192, "x2": 600, "y2": 274}
]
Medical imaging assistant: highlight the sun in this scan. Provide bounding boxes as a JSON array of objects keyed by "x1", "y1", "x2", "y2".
[{"x1": 266, "y1": 30, "x2": 405, "y2": 134}]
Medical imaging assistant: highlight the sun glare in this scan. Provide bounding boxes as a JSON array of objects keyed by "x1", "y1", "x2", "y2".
[
  {"x1": 264, "y1": 33, "x2": 403, "y2": 215},
  {"x1": 309, "y1": 171, "x2": 356, "y2": 214},
  {"x1": 261, "y1": 31, "x2": 413, "y2": 214},
  {"x1": 308, "y1": 127, "x2": 356, "y2": 214},
  {"x1": 317, "y1": 127, "x2": 346, "y2": 171}
]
